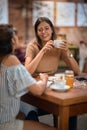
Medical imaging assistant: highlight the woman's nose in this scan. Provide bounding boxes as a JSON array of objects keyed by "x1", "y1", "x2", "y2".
[{"x1": 42, "y1": 29, "x2": 46, "y2": 33}]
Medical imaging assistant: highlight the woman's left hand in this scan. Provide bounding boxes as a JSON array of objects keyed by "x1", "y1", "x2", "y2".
[{"x1": 59, "y1": 40, "x2": 69, "y2": 52}]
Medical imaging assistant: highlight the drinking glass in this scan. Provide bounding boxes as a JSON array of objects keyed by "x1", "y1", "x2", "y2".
[{"x1": 65, "y1": 70, "x2": 74, "y2": 88}]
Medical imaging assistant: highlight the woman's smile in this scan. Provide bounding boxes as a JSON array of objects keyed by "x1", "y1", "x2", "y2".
[{"x1": 37, "y1": 21, "x2": 52, "y2": 42}]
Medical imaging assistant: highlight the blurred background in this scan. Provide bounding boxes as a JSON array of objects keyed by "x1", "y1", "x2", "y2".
[{"x1": 0, "y1": 0, "x2": 87, "y2": 72}]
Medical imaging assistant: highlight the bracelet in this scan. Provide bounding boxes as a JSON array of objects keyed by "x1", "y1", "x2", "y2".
[{"x1": 68, "y1": 53, "x2": 73, "y2": 58}]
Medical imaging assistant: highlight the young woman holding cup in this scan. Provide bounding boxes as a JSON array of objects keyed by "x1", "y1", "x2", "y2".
[{"x1": 24, "y1": 17, "x2": 80, "y2": 130}]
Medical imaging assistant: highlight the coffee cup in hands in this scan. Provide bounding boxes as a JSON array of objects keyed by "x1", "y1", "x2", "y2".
[{"x1": 54, "y1": 40, "x2": 63, "y2": 48}]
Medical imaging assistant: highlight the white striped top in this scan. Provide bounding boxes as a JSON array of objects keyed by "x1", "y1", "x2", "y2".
[{"x1": 0, "y1": 64, "x2": 36, "y2": 123}]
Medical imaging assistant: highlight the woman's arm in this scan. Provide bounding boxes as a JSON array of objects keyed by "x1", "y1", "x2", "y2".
[
  {"x1": 27, "y1": 73, "x2": 48, "y2": 96},
  {"x1": 25, "y1": 49, "x2": 45, "y2": 74},
  {"x1": 63, "y1": 53, "x2": 80, "y2": 75},
  {"x1": 25, "y1": 40, "x2": 54, "y2": 74},
  {"x1": 59, "y1": 41, "x2": 80, "y2": 75}
]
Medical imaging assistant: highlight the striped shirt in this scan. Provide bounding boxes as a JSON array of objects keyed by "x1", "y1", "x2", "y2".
[{"x1": 0, "y1": 64, "x2": 36, "y2": 124}]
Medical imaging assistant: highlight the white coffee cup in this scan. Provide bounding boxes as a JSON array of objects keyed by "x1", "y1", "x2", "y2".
[
  {"x1": 54, "y1": 40, "x2": 63, "y2": 48},
  {"x1": 54, "y1": 79, "x2": 66, "y2": 88},
  {"x1": 54, "y1": 73, "x2": 65, "y2": 80}
]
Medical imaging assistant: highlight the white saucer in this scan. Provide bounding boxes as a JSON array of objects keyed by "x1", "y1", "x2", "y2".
[{"x1": 50, "y1": 84, "x2": 70, "y2": 92}]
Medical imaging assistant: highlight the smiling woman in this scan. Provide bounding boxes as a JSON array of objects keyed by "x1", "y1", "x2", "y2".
[
  {"x1": 24, "y1": 16, "x2": 80, "y2": 130},
  {"x1": 25, "y1": 17, "x2": 80, "y2": 76}
]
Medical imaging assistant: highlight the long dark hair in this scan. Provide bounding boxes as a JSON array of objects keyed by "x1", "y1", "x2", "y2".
[
  {"x1": 0, "y1": 24, "x2": 14, "y2": 63},
  {"x1": 34, "y1": 17, "x2": 56, "y2": 49}
]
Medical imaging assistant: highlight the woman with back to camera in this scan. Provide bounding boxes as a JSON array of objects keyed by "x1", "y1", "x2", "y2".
[
  {"x1": 25, "y1": 17, "x2": 80, "y2": 130},
  {"x1": 0, "y1": 24, "x2": 58, "y2": 130}
]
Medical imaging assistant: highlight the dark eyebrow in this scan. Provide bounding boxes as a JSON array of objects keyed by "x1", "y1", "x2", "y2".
[{"x1": 38, "y1": 25, "x2": 50, "y2": 30}]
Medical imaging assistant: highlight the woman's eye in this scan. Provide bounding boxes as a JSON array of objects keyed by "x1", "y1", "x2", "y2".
[
  {"x1": 45, "y1": 27, "x2": 49, "y2": 30},
  {"x1": 38, "y1": 29, "x2": 42, "y2": 32},
  {"x1": 38, "y1": 27, "x2": 49, "y2": 32}
]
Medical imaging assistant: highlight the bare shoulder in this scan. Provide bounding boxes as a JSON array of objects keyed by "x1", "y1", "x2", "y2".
[{"x1": 2, "y1": 54, "x2": 21, "y2": 67}]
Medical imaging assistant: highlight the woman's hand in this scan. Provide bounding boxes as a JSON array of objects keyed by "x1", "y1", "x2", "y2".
[
  {"x1": 42, "y1": 40, "x2": 54, "y2": 53},
  {"x1": 39, "y1": 73, "x2": 48, "y2": 82},
  {"x1": 58, "y1": 40, "x2": 69, "y2": 52}
]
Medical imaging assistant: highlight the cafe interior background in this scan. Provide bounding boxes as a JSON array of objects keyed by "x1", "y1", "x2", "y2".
[{"x1": 0, "y1": 0, "x2": 87, "y2": 73}]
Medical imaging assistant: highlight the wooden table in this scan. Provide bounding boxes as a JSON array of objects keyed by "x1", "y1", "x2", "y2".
[{"x1": 22, "y1": 82, "x2": 87, "y2": 130}]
